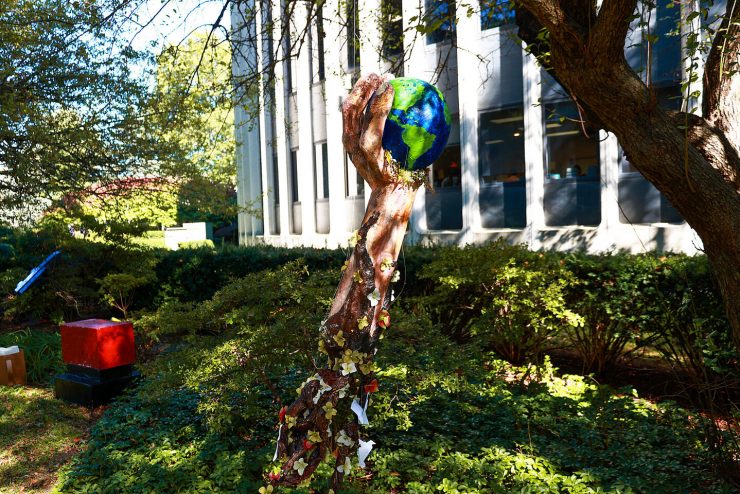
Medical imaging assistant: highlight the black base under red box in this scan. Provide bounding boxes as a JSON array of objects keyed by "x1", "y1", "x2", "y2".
[{"x1": 54, "y1": 365, "x2": 140, "y2": 407}]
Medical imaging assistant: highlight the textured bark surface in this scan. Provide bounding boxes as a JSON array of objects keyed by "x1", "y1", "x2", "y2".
[
  {"x1": 515, "y1": 0, "x2": 740, "y2": 349},
  {"x1": 270, "y1": 74, "x2": 425, "y2": 490}
]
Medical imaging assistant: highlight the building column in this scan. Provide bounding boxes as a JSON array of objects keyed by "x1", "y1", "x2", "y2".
[
  {"x1": 232, "y1": 1, "x2": 263, "y2": 242},
  {"x1": 455, "y1": 3, "x2": 482, "y2": 244},
  {"x1": 522, "y1": 47, "x2": 545, "y2": 250},
  {"x1": 295, "y1": 1, "x2": 317, "y2": 238},
  {"x1": 324, "y1": 0, "x2": 349, "y2": 246},
  {"x1": 402, "y1": 0, "x2": 428, "y2": 237},
  {"x1": 599, "y1": 131, "x2": 621, "y2": 244},
  {"x1": 255, "y1": 0, "x2": 272, "y2": 238},
  {"x1": 359, "y1": 0, "x2": 383, "y2": 204},
  {"x1": 271, "y1": 0, "x2": 291, "y2": 242}
]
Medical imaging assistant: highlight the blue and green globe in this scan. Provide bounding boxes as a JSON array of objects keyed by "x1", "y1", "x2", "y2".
[{"x1": 382, "y1": 78, "x2": 452, "y2": 170}]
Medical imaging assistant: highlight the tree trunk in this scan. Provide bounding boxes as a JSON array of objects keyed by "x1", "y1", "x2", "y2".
[{"x1": 515, "y1": 1, "x2": 740, "y2": 350}]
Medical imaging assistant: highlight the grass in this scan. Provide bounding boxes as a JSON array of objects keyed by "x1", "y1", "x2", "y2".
[{"x1": 0, "y1": 387, "x2": 94, "y2": 493}]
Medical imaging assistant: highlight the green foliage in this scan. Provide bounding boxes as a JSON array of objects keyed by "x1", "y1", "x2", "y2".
[
  {"x1": 417, "y1": 240, "x2": 579, "y2": 363},
  {"x1": 0, "y1": 329, "x2": 63, "y2": 384},
  {"x1": 152, "y1": 244, "x2": 347, "y2": 304},
  {"x1": 562, "y1": 253, "x2": 667, "y2": 374},
  {"x1": 98, "y1": 273, "x2": 156, "y2": 321},
  {"x1": 178, "y1": 239, "x2": 216, "y2": 250},
  {"x1": 648, "y1": 256, "x2": 738, "y2": 389},
  {"x1": 149, "y1": 34, "x2": 238, "y2": 227},
  {"x1": 54, "y1": 273, "x2": 737, "y2": 493},
  {"x1": 0, "y1": 227, "x2": 158, "y2": 323},
  {"x1": 0, "y1": 0, "x2": 161, "y2": 225}
]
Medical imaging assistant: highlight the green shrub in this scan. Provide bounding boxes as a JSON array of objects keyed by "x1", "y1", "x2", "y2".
[
  {"x1": 650, "y1": 256, "x2": 738, "y2": 396},
  {"x1": 562, "y1": 253, "x2": 666, "y2": 374},
  {"x1": 417, "y1": 240, "x2": 580, "y2": 364},
  {"x1": 0, "y1": 329, "x2": 63, "y2": 384},
  {"x1": 178, "y1": 239, "x2": 215, "y2": 249},
  {"x1": 151, "y1": 244, "x2": 348, "y2": 304}
]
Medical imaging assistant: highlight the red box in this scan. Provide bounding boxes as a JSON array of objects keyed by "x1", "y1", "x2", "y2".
[{"x1": 61, "y1": 319, "x2": 135, "y2": 370}]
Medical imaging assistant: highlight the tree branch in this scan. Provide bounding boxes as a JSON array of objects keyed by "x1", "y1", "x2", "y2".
[
  {"x1": 702, "y1": 1, "x2": 740, "y2": 155},
  {"x1": 591, "y1": 0, "x2": 638, "y2": 58}
]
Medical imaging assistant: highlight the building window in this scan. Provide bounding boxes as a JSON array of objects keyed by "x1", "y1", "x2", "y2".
[
  {"x1": 478, "y1": 106, "x2": 526, "y2": 228},
  {"x1": 480, "y1": 0, "x2": 515, "y2": 30},
  {"x1": 426, "y1": 145, "x2": 463, "y2": 230},
  {"x1": 347, "y1": 0, "x2": 360, "y2": 70},
  {"x1": 314, "y1": 142, "x2": 329, "y2": 199},
  {"x1": 543, "y1": 101, "x2": 601, "y2": 226},
  {"x1": 425, "y1": 0, "x2": 456, "y2": 45},
  {"x1": 382, "y1": 0, "x2": 403, "y2": 59},
  {"x1": 290, "y1": 149, "x2": 299, "y2": 203},
  {"x1": 321, "y1": 142, "x2": 329, "y2": 198},
  {"x1": 272, "y1": 152, "x2": 280, "y2": 206}
]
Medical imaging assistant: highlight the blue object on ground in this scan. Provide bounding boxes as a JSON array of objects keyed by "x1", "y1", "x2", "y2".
[{"x1": 14, "y1": 250, "x2": 61, "y2": 294}]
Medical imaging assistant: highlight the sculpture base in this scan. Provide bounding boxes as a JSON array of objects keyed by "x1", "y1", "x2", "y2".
[{"x1": 54, "y1": 367, "x2": 140, "y2": 407}]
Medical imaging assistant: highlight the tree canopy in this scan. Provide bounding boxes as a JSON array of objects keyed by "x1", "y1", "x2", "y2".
[{"x1": 0, "y1": 0, "x2": 165, "y2": 225}]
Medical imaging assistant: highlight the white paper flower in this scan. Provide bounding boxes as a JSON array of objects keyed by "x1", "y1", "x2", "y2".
[
  {"x1": 336, "y1": 429, "x2": 355, "y2": 447},
  {"x1": 341, "y1": 362, "x2": 357, "y2": 375},
  {"x1": 338, "y1": 384, "x2": 349, "y2": 399},
  {"x1": 340, "y1": 456, "x2": 352, "y2": 474},
  {"x1": 312, "y1": 378, "x2": 333, "y2": 404},
  {"x1": 293, "y1": 457, "x2": 309, "y2": 475},
  {"x1": 367, "y1": 288, "x2": 381, "y2": 307},
  {"x1": 391, "y1": 269, "x2": 400, "y2": 282}
]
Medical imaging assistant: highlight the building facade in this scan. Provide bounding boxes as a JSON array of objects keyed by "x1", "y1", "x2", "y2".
[{"x1": 232, "y1": 0, "x2": 717, "y2": 253}]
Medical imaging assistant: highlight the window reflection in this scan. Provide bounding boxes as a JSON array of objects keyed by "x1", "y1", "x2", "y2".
[
  {"x1": 480, "y1": 0, "x2": 515, "y2": 31},
  {"x1": 477, "y1": 107, "x2": 526, "y2": 229},
  {"x1": 545, "y1": 101, "x2": 600, "y2": 181},
  {"x1": 425, "y1": 0, "x2": 456, "y2": 45},
  {"x1": 543, "y1": 101, "x2": 601, "y2": 226},
  {"x1": 479, "y1": 107, "x2": 525, "y2": 183},
  {"x1": 426, "y1": 145, "x2": 463, "y2": 230}
]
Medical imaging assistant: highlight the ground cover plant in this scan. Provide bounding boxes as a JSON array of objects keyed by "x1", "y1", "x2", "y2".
[
  {"x1": 0, "y1": 387, "x2": 93, "y2": 493},
  {"x1": 53, "y1": 262, "x2": 738, "y2": 493}
]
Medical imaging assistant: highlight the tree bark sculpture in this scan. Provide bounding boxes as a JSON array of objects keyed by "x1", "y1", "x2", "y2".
[{"x1": 269, "y1": 73, "x2": 427, "y2": 491}]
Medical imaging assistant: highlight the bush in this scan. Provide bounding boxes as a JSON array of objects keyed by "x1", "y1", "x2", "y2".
[
  {"x1": 417, "y1": 240, "x2": 580, "y2": 364},
  {"x1": 650, "y1": 256, "x2": 738, "y2": 397},
  {"x1": 562, "y1": 253, "x2": 666, "y2": 374},
  {"x1": 178, "y1": 239, "x2": 215, "y2": 249}
]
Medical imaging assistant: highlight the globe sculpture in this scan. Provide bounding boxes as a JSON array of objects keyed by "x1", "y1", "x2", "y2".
[{"x1": 382, "y1": 77, "x2": 452, "y2": 170}]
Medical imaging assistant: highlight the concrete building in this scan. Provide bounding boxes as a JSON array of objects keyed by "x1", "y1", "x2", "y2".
[{"x1": 231, "y1": 0, "x2": 717, "y2": 253}]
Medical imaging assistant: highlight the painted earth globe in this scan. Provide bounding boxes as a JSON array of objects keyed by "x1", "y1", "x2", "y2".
[{"x1": 382, "y1": 77, "x2": 452, "y2": 170}]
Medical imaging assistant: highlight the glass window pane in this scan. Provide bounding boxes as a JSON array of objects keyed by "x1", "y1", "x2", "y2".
[
  {"x1": 322, "y1": 143, "x2": 329, "y2": 198},
  {"x1": 478, "y1": 107, "x2": 526, "y2": 228},
  {"x1": 425, "y1": 0, "x2": 456, "y2": 45},
  {"x1": 544, "y1": 101, "x2": 601, "y2": 226},
  {"x1": 479, "y1": 107, "x2": 525, "y2": 183},
  {"x1": 382, "y1": 0, "x2": 403, "y2": 59},
  {"x1": 426, "y1": 145, "x2": 463, "y2": 230},
  {"x1": 545, "y1": 102, "x2": 600, "y2": 180},
  {"x1": 290, "y1": 149, "x2": 299, "y2": 203},
  {"x1": 480, "y1": 0, "x2": 515, "y2": 30}
]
